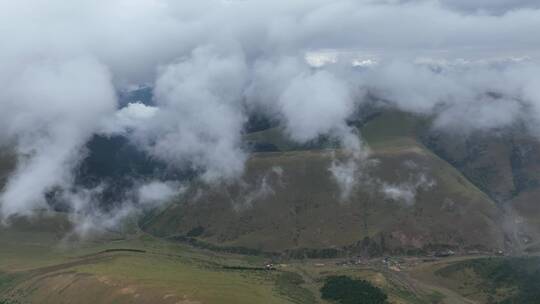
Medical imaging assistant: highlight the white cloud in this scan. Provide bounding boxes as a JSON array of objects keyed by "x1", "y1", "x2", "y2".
[
  {"x1": 381, "y1": 172, "x2": 436, "y2": 206},
  {"x1": 101, "y1": 102, "x2": 158, "y2": 135},
  {"x1": 279, "y1": 70, "x2": 354, "y2": 143},
  {"x1": 137, "y1": 180, "x2": 183, "y2": 208},
  {"x1": 125, "y1": 46, "x2": 250, "y2": 184},
  {"x1": 0, "y1": 57, "x2": 117, "y2": 219},
  {"x1": 1, "y1": 0, "x2": 540, "y2": 228}
]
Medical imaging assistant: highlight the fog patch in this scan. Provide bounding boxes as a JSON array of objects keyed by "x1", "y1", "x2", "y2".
[
  {"x1": 132, "y1": 46, "x2": 249, "y2": 184},
  {"x1": 232, "y1": 167, "x2": 284, "y2": 212},
  {"x1": 0, "y1": 57, "x2": 117, "y2": 221},
  {"x1": 137, "y1": 180, "x2": 184, "y2": 208},
  {"x1": 380, "y1": 172, "x2": 436, "y2": 206},
  {"x1": 59, "y1": 179, "x2": 184, "y2": 238},
  {"x1": 101, "y1": 102, "x2": 158, "y2": 135}
]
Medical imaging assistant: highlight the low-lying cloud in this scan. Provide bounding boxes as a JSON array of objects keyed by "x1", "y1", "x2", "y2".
[
  {"x1": 381, "y1": 172, "x2": 436, "y2": 206},
  {"x1": 0, "y1": 0, "x2": 539, "y2": 233},
  {"x1": 0, "y1": 57, "x2": 117, "y2": 219}
]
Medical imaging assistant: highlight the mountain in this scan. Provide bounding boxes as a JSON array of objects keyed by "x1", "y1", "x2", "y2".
[
  {"x1": 423, "y1": 125, "x2": 540, "y2": 252},
  {"x1": 140, "y1": 111, "x2": 512, "y2": 257},
  {"x1": 4, "y1": 110, "x2": 540, "y2": 303},
  {"x1": 5, "y1": 108, "x2": 539, "y2": 256}
]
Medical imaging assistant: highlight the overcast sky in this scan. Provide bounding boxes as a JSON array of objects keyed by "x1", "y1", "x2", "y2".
[{"x1": 1, "y1": 0, "x2": 539, "y2": 84}]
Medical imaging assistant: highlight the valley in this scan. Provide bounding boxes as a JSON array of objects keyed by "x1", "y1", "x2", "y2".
[
  {"x1": 2, "y1": 110, "x2": 540, "y2": 303},
  {"x1": 1, "y1": 215, "x2": 535, "y2": 304}
]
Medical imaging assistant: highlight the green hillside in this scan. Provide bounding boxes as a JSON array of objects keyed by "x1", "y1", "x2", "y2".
[
  {"x1": 4, "y1": 111, "x2": 540, "y2": 303},
  {"x1": 422, "y1": 126, "x2": 540, "y2": 253},
  {"x1": 0, "y1": 216, "x2": 311, "y2": 304},
  {"x1": 0, "y1": 215, "x2": 469, "y2": 304},
  {"x1": 433, "y1": 257, "x2": 540, "y2": 303},
  {"x1": 141, "y1": 111, "x2": 507, "y2": 256}
]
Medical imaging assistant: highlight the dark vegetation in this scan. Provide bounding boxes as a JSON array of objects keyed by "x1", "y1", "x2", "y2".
[
  {"x1": 246, "y1": 132, "x2": 340, "y2": 153},
  {"x1": 169, "y1": 235, "x2": 381, "y2": 259},
  {"x1": 186, "y1": 226, "x2": 205, "y2": 237},
  {"x1": 169, "y1": 235, "x2": 272, "y2": 256},
  {"x1": 77, "y1": 135, "x2": 166, "y2": 189},
  {"x1": 169, "y1": 233, "x2": 347, "y2": 258},
  {"x1": 275, "y1": 272, "x2": 316, "y2": 304},
  {"x1": 284, "y1": 247, "x2": 341, "y2": 259},
  {"x1": 170, "y1": 231, "x2": 462, "y2": 259},
  {"x1": 0, "y1": 272, "x2": 19, "y2": 291},
  {"x1": 72, "y1": 135, "x2": 167, "y2": 209},
  {"x1": 244, "y1": 112, "x2": 278, "y2": 133},
  {"x1": 437, "y1": 257, "x2": 540, "y2": 304},
  {"x1": 99, "y1": 248, "x2": 146, "y2": 254},
  {"x1": 0, "y1": 272, "x2": 21, "y2": 304},
  {"x1": 421, "y1": 127, "x2": 540, "y2": 203},
  {"x1": 70, "y1": 86, "x2": 194, "y2": 209},
  {"x1": 70, "y1": 134, "x2": 196, "y2": 211},
  {"x1": 222, "y1": 266, "x2": 270, "y2": 271},
  {"x1": 117, "y1": 85, "x2": 154, "y2": 107},
  {"x1": 249, "y1": 142, "x2": 280, "y2": 152},
  {"x1": 320, "y1": 275, "x2": 388, "y2": 304}
]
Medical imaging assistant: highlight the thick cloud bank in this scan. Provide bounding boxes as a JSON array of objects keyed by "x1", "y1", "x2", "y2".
[
  {"x1": 0, "y1": 0, "x2": 539, "y2": 230},
  {"x1": 0, "y1": 57, "x2": 117, "y2": 218}
]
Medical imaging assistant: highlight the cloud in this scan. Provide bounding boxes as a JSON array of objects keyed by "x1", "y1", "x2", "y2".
[
  {"x1": 3, "y1": 1, "x2": 539, "y2": 79},
  {"x1": 247, "y1": 61, "x2": 370, "y2": 199},
  {"x1": 437, "y1": 0, "x2": 540, "y2": 15},
  {"x1": 0, "y1": 57, "x2": 117, "y2": 219},
  {"x1": 234, "y1": 174, "x2": 276, "y2": 212},
  {"x1": 137, "y1": 180, "x2": 184, "y2": 208},
  {"x1": 279, "y1": 70, "x2": 355, "y2": 143},
  {"x1": 132, "y1": 46, "x2": 249, "y2": 183},
  {"x1": 381, "y1": 172, "x2": 436, "y2": 206},
  {"x1": 58, "y1": 179, "x2": 183, "y2": 237},
  {"x1": 330, "y1": 158, "x2": 360, "y2": 201},
  {"x1": 0, "y1": 0, "x2": 540, "y2": 230},
  {"x1": 381, "y1": 184, "x2": 417, "y2": 206},
  {"x1": 361, "y1": 60, "x2": 540, "y2": 134},
  {"x1": 101, "y1": 102, "x2": 158, "y2": 135}
]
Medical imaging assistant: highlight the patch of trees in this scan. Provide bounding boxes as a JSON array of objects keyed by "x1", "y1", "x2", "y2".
[
  {"x1": 222, "y1": 266, "x2": 269, "y2": 271},
  {"x1": 320, "y1": 275, "x2": 388, "y2": 304}
]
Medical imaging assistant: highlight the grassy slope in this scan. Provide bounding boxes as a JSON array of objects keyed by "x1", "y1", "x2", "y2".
[
  {"x1": 1, "y1": 215, "x2": 484, "y2": 304},
  {"x1": 247, "y1": 114, "x2": 540, "y2": 255},
  {"x1": 0, "y1": 216, "x2": 314, "y2": 304},
  {"x1": 143, "y1": 111, "x2": 505, "y2": 254},
  {"x1": 420, "y1": 126, "x2": 540, "y2": 253},
  {"x1": 0, "y1": 216, "x2": 466, "y2": 304},
  {"x1": 416, "y1": 256, "x2": 540, "y2": 304},
  {"x1": 0, "y1": 114, "x2": 523, "y2": 304}
]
